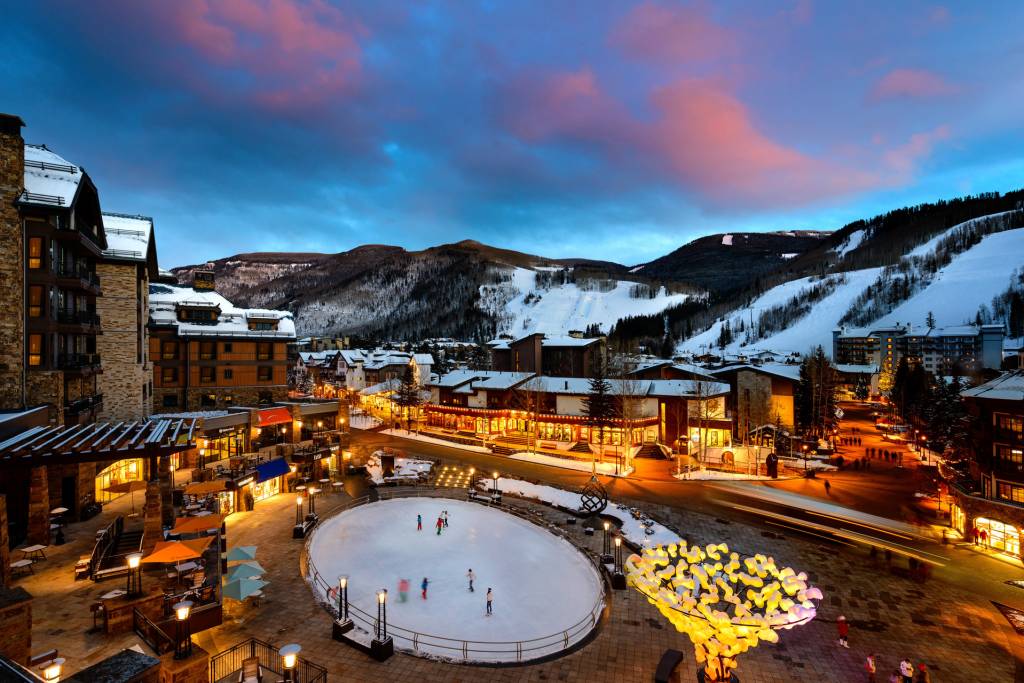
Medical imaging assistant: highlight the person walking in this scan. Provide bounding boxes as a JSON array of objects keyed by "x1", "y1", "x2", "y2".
[
  {"x1": 436, "y1": 516, "x2": 444, "y2": 536},
  {"x1": 836, "y1": 615, "x2": 849, "y2": 648},
  {"x1": 980, "y1": 528, "x2": 989, "y2": 547},
  {"x1": 824, "y1": 479, "x2": 832, "y2": 495},
  {"x1": 421, "y1": 577, "x2": 430, "y2": 600},
  {"x1": 865, "y1": 654, "x2": 877, "y2": 683},
  {"x1": 467, "y1": 568, "x2": 476, "y2": 592},
  {"x1": 914, "y1": 664, "x2": 930, "y2": 683},
  {"x1": 899, "y1": 658, "x2": 914, "y2": 683},
  {"x1": 417, "y1": 514, "x2": 422, "y2": 531},
  {"x1": 486, "y1": 588, "x2": 493, "y2": 615}
]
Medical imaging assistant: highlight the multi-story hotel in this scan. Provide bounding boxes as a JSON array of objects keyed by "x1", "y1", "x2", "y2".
[
  {"x1": 488, "y1": 333, "x2": 605, "y2": 377},
  {"x1": 149, "y1": 272, "x2": 296, "y2": 412},
  {"x1": 833, "y1": 322, "x2": 1004, "y2": 376}
]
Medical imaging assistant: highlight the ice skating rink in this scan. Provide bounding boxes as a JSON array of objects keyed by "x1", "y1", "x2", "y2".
[{"x1": 307, "y1": 497, "x2": 604, "y2": 661}]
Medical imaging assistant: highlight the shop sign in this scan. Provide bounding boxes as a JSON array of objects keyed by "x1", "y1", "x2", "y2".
[{"x1": 236, "y1": 476, "x2": 255, "y2": 487}]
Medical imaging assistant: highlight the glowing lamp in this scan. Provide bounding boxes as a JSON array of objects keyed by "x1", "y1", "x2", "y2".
[
  {"x1": 174, "y1": 600, "x2": 193, "y2": 621},
  {"x1": 42, "y1": 657, "x2": 64, "y2": 682},
  {"x1": 126, "y1": 552, "x2": 142, "y2": 570},
  {"x1": 280, "y1": 643, "x2": 301, "y2": 670}
]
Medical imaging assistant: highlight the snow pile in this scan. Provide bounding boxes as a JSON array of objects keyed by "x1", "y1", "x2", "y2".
[
  {"x1": 365, "y1": 451, "x2": 435, "y2": 484},
  {"x1": 349, "y1": 413, "x2": 382, "y2": 430},
  {"x1": 674, "y1": 470, "x2": 771, "y2": 481},
  {"x1": 379, "y1": 429, "x2": 492, "y2": 453},
  {"x1": 307, "y1": 498, "x2": 603, "y2": 662},
  {"x1": 507, "y1": 451, "x2": 633, "y2": 477}
]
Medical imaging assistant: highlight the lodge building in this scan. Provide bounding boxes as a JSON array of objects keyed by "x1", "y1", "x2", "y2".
[{"x1": 488, "y1": 333, "x2": 605, "y2": 377}]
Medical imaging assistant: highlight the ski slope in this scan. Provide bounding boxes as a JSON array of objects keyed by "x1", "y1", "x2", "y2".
[{"x1": 480, "y1": 266, "x2": 688, "y2": 336}]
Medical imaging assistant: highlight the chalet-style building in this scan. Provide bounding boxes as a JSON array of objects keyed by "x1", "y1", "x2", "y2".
[
  {"x1": 149, "y1": 273, "x2": 296, "y2": 412},
  {"x1": 335, "y1": 349, "x2": 433, "y2": 392},
  {"x1": 488, "y1": 333, "x2": 605, "y2": 377},
  {"x1": 96, "y1": 212, "x2": 159, "y2": 421},
  {"x1": 709, "y1": 363, "x2": 800, "y2": 436},
  {"x1": 627, "y1": 360, "x2": 718, "y2": 382},
  {"x1": 952, "y1": 371, "x2": 1024, "y2": 560}
]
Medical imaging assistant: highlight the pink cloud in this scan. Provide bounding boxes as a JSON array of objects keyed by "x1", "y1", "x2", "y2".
[
  {"x1": 612, "y1": 1, "x2": 736, "y2": 63},
  {"x1": 884, "y1": 124, "x2": 951, "y2": 176},
  {"x1": 870, "y1": 68, "x2": 958, "y2": 101},
  {"x1": 169, "y1": 0, "x2": 365, "y2": 108}
]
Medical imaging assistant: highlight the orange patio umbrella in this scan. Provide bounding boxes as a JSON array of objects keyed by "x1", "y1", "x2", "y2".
[
  {"x1": 173, "y1": 514, "x2": 225, "y2": 535},
  {"x1": 104, "y1": 480, "x2": 148, "y2": 515},
  {"x1": 184, "y1": 480, "x2": 228, "y2": 496},
  {"x1": 140, "y1": 540, "x2": 204, "y2": 565}
]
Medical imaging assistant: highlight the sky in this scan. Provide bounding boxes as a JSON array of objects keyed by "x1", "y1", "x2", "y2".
[{"x1": 2, "y1": 1, "x2": 1023, "y2": 268}]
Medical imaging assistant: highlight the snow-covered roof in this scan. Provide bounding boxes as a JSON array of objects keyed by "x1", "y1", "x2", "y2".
[
  {"x1": 432, "y1": 370, "x2": 533, "y2": 391},
  {"x1": 646, "y1": 379, "x2": 730, "y2": 398},
  {"x1": 487, "y1": 339, "x2": 511, "y2": 350},
  {"x1": 834, "y1": 363, "x2": 879, "y2": 375},
  {"x1": 629, "y1": 360, "x2": 718, "y2": 381},
  {"x1": 521, "y1": 376, "x2": 730, "y2": 398},
  {"x1": 22, "y1": 143, "x2": 82, "y2": 208},
  {"x1": 412, "y1": 353, "x2": 434, "y2": 365},
  {"x1": 149, "y1": 410, "x2": 231, "y2": 420},
  {"x1": 541, "y1": 335, "x2": 601, "y2": 348},
  {"x1": 962, "y1": 371, "x2": 1024, "y2": 402},
  {"x1": 149, "y1": 283, "x2": 295, "y2": 339},
  {"x1": 299, "y1": 350, "x2": 338, "y2": 365},
  {"x1": 101, "y1": 212, "x2": 152, "y2": 262},
  {"x1": 835, "y1": 323, "x2": 990, "y2": 340},
  {"x1": 710, "y1": 362, "x2": 802, "y2": 383},
  {"x1": 339, "y1": 350, "x2": 367, "y2": 365},
  {"x1": 364, "y1": 354, "x2": 411, "y2": 370},
  {"x1": 361, "y1": 379, "x2": 400, "y2": 396}
]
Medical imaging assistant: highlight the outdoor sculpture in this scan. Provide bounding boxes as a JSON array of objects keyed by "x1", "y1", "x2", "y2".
[
  {"x1": 625, "y1": 542, "x2": 822, "y2": 682},
  {"x1": 579, "y1": 474, "x2": 609, "y2": 516}
]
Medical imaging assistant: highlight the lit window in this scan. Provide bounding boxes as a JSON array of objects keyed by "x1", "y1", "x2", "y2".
[
  {"x1": 28, "y1": 334, "x2": 43, "y2": 366},
  {"x1": 28, "y1": 237, "x2": 43, "y2": 269},
  {"x1": 28, "y1": 286, "x2": 43, "y2": 317}
]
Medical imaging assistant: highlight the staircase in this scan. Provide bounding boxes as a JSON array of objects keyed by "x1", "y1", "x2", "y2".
[
  {"x1": 569, "y1": 441, "x2": 592, "y2": 454},
  {"x1": 491, "y1": 444, "x2": 518, "y2": 456},
  {"x1": 635, "y1": 444, "x2": 667, "y2": 459},
  {"x1": 95, "y1": 526, "x2": 144, "y2": 579}
]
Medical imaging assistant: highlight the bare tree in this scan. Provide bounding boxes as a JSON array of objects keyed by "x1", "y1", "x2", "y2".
[
  {"x1": 510, "y1": 379, "x2": 541, "y2": 454},
  {"x1": 611, "y1": 354, "x2": 646, "y2": 475},
  {"x1": 690, "y1": 380, "x2": 725, "y2": 470}
]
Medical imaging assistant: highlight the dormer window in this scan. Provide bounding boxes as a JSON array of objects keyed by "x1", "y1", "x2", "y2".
[
  {"x1": 248, "y1": 317, "x2": 278, "y2": 331},
  {"x1": 178, "y1": 307, "x2": 218, "y2": 323}
]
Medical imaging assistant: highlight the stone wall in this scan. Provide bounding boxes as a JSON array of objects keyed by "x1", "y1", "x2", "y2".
[
  {"x1": 736, "y1": 370, "x2": 795, "y2": 432},
  {"x1": 27, "y1": 466, "x2": 49, "y2": 546},
  {"x1": 25, "y1": 371, "x2": 63, "y2": 425},
  {"x1": 0, "y1": 495, "x2": 9, "y2": 588},
  {"x1": 97, "y1": 261, "x2": 149, "y2": 421},
  {"x1": 0, "y1": 118, "x2": 24, "y2": 410},
  {"x1": 0, "y1": 587, "x2": 32, "y2": 665},
  {"x1": 152, "y1": 385, "x2": 288, "y2": 413}
]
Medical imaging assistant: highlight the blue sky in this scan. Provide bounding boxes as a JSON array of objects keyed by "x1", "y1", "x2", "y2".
[{"x1": 3, "y1": 1, "x2": 1022, "y2": 268}]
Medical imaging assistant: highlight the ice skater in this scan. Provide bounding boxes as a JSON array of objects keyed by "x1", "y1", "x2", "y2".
[
  {"x1": 443, "y1": 510, "x2": 449, "y2": 528},
  {"x1": 467, "y1": 568, "x2": 476, "y2": 592},
  {"x1": 398, "y1": 578, "x2": 409, "y2": 602},
  {"x1": 421, "y1": 577, "x2": 430, "y2": 600},
  {"x1": 486, "y1": 588, "x2": 493, "y2": 615},
  {"x1": 436, "y1": 515, "x2": 444, "y2": 535},
  {"x1": 417, "y1": 514, "x2": 422, "y2": 531}
]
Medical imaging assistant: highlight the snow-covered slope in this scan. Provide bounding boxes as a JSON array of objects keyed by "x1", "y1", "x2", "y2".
[{"x1": 479, "y1": 266, "x2": 689, "y2": 336}]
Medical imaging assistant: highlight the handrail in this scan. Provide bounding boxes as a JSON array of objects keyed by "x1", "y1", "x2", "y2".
[
  {"x1": 209, "y1": 637, "x2": 326, "y2": 683},
  {"x1": 133, "y1": 608, "x2": 174, "y2": 655},
  {"x1": 302, "y1": 488, "x2": 608, "y2": 663}
]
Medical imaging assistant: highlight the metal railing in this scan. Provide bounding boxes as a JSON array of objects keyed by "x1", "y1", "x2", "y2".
[
  {"x1": 209, "y1": 638, "x2": 326, "y2": 683},
  {"x1": 57, "y1": 353, "x2": 101, "y2": 369},
  {"x1": 89, "y1": 516, "x2": 122, "y2": 579},
  {"x1": 303, "y1": 488, "x2": 608, "y2": 664},
  {"x1": 133, "y1": 608, "x2": 174, "y2": 655},
  {"x1": 65, "y1": 394, "x2": 103, "y2": 416},
  {"x1": 57, "y1": 310, "x2": 100, "y2": 326}
]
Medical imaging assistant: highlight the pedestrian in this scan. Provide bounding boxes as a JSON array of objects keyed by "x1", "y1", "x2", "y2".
[
  {"x1": 443, "y1": 510, "x2": 449, "y2": 528},
  {"x1": 914, "y1": 663, "x2": 930, "y2": 683},
  {"x1": 467, "y1": 568, "x2": 476, "y2": 592},
  {"x1": 421, "y1": 577, "x2": 430, "y2": 600},
  {"x1": 399, "y1": 578, "x2": 409, "y2": 603},
  {"x1": 836, "y1": 615, "x2": 849, "y2": 648},
  {"x1": 899, "y1": 658, "x2": 914, "y2": 683},
  {"x1": 417, "y1": 514, "x2": 422, "y2": 531},
  {"x1": 486, "y1": 587, "x2": 493, "y2": 615},
  {"x1": 824, "y1": 479, "x2": 832, "y2": 495},
  {"x1": 980, "y1": 528, "x2": 989, "y2": 547},
  {"x1": 971, "y1": 526, "x2": 979, "y2": 545},
  {"x1": 436, "y1": 516, "x2": 444, "y2": 535},
  {"x1": 865, "y1": 654, "x2": 877, "y2": 683}
]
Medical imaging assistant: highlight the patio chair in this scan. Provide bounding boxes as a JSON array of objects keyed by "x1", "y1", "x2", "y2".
[{"x1": 238, "y1": 656, "x2": 262, "y2": 682}]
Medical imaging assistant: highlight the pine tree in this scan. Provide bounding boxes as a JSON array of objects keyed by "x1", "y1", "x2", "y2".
[
  {"x1": 926, "y1": 311, "x2": 936, "y2": 329},
  {"x1": 581, "y1": 356, "x2": 616, "y2": 457},
  {"x1": 392, "y1": 365, "x2": 423, "y2": 431}
]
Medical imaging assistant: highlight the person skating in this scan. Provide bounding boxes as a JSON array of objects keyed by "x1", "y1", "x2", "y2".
[
  {"x1": 443, "y1": 510, "x2": 449, "y2": 528},
  {"x1": 865, "y1": 654, "x2": 877, "y2": 683},
  {"x1": 436, "y1": 516, "x2": 444, "y2": 535},
  {"x1": 836, "y1": 615, "x2": 849, "y2": 648},
  {"x1": 899, "y1": 658, "x2": 914, "y2": 683},
  {"x1": 421, "y1": 577, "x2": 430, "y2": 600},
  {"x1": 417, "y1": 514, "x2": 422, "y2": 531},
  {"x1": 486, "y1": 588, "x2": 493, "y2": 615},
  {"x1": 467, "y1": 568, "x2": 476, "y2": 592},
  {"x1": 398, "y1": 578, "x2": 409, "y2": 603}
]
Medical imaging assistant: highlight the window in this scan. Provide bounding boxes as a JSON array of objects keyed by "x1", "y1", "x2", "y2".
[
  {"x1": 248, "y1": 320, "x2": 277, "y2": 331},
  {"x1": 28, "y1": 286, "x2": 43, "y2": 318},
  {"x1": 28, "y1": 237, "x2": 43, "y2": 269},
  {"x1": 178, "y1": 307, "x2": 217, "y2": 322},
  {"x1": 995, "y1": 444, "x2": 1024, "y2": 471},
  {"x1": 257, "y1": 366, "x2": 272, "y2": 382},
  {"x1": 996, "y1": 483, "x2": 1024, "y2": 504},
  {"x1": 200, "y1": 393, "x2": 217, "y2": 407},
  {"x1": 200, "y1": 366, "x2": 215, "y2": 384},
  {"x1": 223, "y1": 369, "x2": 233, "y2": 380},
  {"x1": 28, "y1": 334, "x2": 43, "y2": 366},
  {"x1": 199, "y1": 341, "x2": 216, "y2": 360},
  {"x1": 995, "y1": 413, "x2": 1023, "y2": 441},
  {"x1": 161, "y1": 367, "x2": 178, "y2": 384},
  {"x1": 162, "y1": 394, "x2": 179, "y2": 408},
  {"x1": 223, "y1": 343, "x2": 232, "y2": 353},
  {"x1": 223, "y1": 394, "x2": 234, "y2": 405},
  {"x1": 161, "y1": 341, "x2": 178, "y2": 360},
  {"x1": 257, "y1": 343, "x2": 273, "y2": 361}
]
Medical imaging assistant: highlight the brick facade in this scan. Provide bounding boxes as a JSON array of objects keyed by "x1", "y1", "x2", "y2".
[
  {"x1": 0, "y1": 116, "x2": 25, "y2": 409},
  {"x1": 0, "y1": 587, "x2": 32, "y2": 665},
  {"x1": 97, "y1": 260, "x2": 151, "y2": 421}
]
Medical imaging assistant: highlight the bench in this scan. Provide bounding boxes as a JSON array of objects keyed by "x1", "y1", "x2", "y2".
[{"x1": 654, "y1": 648, "x2": 684, "y2": 683}]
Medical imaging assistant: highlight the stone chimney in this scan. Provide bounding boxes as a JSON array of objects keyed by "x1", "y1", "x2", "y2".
[
  {"x1": 192, "y1": 268, "x2": 216, "y2": 291},
  {"x1": 0, "y1": 114, "x2": 26, "y2": 409}
]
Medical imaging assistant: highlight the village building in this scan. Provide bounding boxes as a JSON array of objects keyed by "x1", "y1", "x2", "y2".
[
  {"x1": 148, "y1": 272, "x2": 296, "y2": 412},
  {"x1": 833, "y1": 323, "x2": 1004, "y2": 377},
  {"x1": 708, "y1": 363, "x2": 800, "y2": 437},
  {"x1": 488, "y1": 333, "x2": 605, "y2": 377}
]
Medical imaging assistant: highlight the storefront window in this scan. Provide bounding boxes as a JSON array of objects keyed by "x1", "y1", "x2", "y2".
[
  {"x1": 95, "y1": 458, "x2": 144, "y2": 503},
  {"x1": 976, "y1": 517, "x2": 1020, "y2": 556},
  {"x1": 950, "y1": 504, "x2": 965, "y2": 534},
  {"x1": 251, "y1": 476, "x2": 281, "y2": 502}
]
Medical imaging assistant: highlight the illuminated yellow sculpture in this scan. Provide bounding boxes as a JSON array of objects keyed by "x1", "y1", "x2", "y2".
[{"x1": 625, "y1": 542, "x2": 822, "y2": 682}]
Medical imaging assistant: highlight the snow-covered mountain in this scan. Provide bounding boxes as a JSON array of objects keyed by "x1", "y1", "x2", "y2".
[{"x1": 679, "y1": 210, "x2": 1024, "y2": 356}]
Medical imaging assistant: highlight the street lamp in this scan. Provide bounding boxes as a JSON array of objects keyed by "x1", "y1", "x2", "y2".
[
  {"x1": 492, "y1": 471, "x2": 499, "y2": 494},
  {"x1": 42, "y1": 657, "x2": 64, "y2": 682},
  {"x1": 280, "y1": 643, "x2": 301, "y2": 682},
  {"x1": 308, "y1": 488, "x2": 319, "y2": 515},
  {"x1": 603, "y1": 521, "x2": 611, "y2": 557},
  {"x1": 377, "y1": 589, "x2": 388, "y2": 640},
  {"x1": 126, "y1": 552, "x2": 143, "y2": 596},
  {"x1": 338, "y1": 575, "x2": 349, "y2": 621},
  {"x1": 173, "y1": 600, "x2": 193, "y2": 659},
  {"x1": 614, "y1": 536, "x2": 623, "y2": 573},
  {"x1": 295, "y1": 496, "x2": 304, "y2": 525}
]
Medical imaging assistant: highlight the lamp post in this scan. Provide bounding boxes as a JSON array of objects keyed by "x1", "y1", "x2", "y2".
[
  {"x1": 614, "y1": 536, "x2": 622, "y2": 573},
  {"x1": 173, "y1": 600, "x2": 193, "y2": 659},
  {"x1": 279, "y1": 643, "x2": 301, "y2": 683},
  {"x1": 376, "y1": 588, "x2": 388, "y2": 640},
  {"x1": 338, "y1": 576, "x2": 349, "y2": 621},
  {"x1": 126, "y1": 552, "x2": 143, "y2": 596},
  {"x1": 603, "y1": 521, "x2": 611, "y2": 557},
  {"x1": 42, "y1": 657, "x2": 64, "y2": 682},
  {"x1": 492, "y1": 471, "x2": 500, "y2": 498},
  {"x1": 308, "y1": 488, "x2": 318, "y2": 516},
  {"x1": 295, "y1": 496, "x2": 304, "y2": 525}
]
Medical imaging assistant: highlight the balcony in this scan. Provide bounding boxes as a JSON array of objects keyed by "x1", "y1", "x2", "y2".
[
  {"x1": 55, "y1": 264, "x2": 101, "y2": 293},
  {"x1": 57, "y1": 352, "x2": 102, "y2": 371},
  {"x1": 65, "y1": 393, "x2": 103, "y2": 420},
  {"x1": 56, "y1": 310, "x2": 101, "y2": 327}
]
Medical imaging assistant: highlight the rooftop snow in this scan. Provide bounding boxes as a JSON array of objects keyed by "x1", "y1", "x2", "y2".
[
  {"x1": 710, "y1": 362, "x2": 801, "y2": 382},
  {"x1": 102, "y1": 212, "x2": 152, "y2": 261},
  {"x1": 149, "y1": 283, "x2": 295, "y2": 339},
  {"x1": 22, "y1": 144, "x2": 81, "y2": 207},
  {"x1": 962, "y1": 371, "x2": 1024, "y2": 402}
]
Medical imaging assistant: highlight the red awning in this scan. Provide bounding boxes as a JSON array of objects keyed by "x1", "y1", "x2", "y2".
[{"x1": 257, "y1": 407, "x2": 293, "y2": 427}]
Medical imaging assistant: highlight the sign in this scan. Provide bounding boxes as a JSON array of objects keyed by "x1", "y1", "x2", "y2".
[{"x1": 236, "y1": 476, "x2": 255, "y2": 487}]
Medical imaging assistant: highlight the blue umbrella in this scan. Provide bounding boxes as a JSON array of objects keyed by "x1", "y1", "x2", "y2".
[
  {"x1": 222, "y1": 577, "x2": 267, "y2": 601},
  {"x1": 226, "y1": 562, "x2": 266, "y2": 581},
  {"x1": 225, "y1": 546, "x2": 257, "y2": 562}
]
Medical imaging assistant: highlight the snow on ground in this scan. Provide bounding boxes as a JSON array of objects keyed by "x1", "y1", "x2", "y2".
[
  {"x1": 380, "y1": 429, "x2": 492, "y2": 453},
  {"x1": 674, "y1": 470, "x2": 771, "y2": 481},
  {"x1": 366, "y1": 452, "x2": 435, "y2": 484},
  {"x1": 307, "y1": 498, "x2": 603, "y2": 662},
  {"x1": 874, "y1": 227, "x2": 1024, "y2": 328},
  {"x1": 490, "y1": 478, "x2": 682, "y2": 548},
  {"x1": 350, "y1": 413, "x2": 382, "y2": 430},
  {"x1": 507, "y1": 452, "x2": 633, "y2": 477},
  {"x1": 678, "y1": 267, "x2": 883, "y2": 356},
  {"x1": 907, "y1": 210, "x2": 1018, "y2": 258},
  {"x1": 776, "y1": 457, "x2": 838, "y2": 472},
  {"x1": 721, "y1": 234, "x2": 733, "y2": 246},
  {"x1": 834, "y1": 229, "x2": 865, "y2": 259},
  {"x1": 480, "y1": 266, "x2": 688, "y2": 336}
]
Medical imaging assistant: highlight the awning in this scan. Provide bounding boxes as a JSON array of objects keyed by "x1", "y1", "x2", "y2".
[
  {"x1": 184, "y1": 480, "x2": 228, "y2": 495},
  {"x1": 173, "y1": 514, "x2": 225, "y2": 534},
  {"x1": 256, "y1": 457, "x2": 290, "y2": 483},
  {"x1": 257, "y1": 407, "x2": 293, "y2": 427}
]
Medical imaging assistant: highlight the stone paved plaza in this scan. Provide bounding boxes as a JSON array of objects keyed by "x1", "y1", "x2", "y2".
[{"x1": 11, "y1": 479, "x2": 1021, "y2": 682}]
